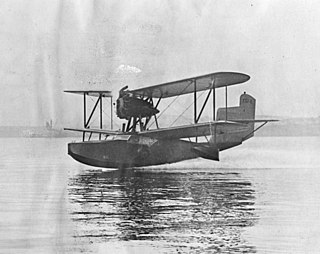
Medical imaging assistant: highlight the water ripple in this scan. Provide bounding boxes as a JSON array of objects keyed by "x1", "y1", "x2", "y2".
[{"x1": 68, "y1": 168, "x2": 258, "y2": 253}]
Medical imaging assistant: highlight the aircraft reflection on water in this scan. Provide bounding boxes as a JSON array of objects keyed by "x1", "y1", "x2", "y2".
[{"x1": 68, "y1": 168, "x2": 258, "y2": 253}]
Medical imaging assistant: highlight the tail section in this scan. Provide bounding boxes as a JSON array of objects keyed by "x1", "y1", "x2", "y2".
[
  {"x1": 216, "y1": 92, "x2": 256, "y2": 140},
  {"x1": 217, "y1": 92, "x2": 256, "y2": 122},
  {"x1": 206, "y1": 92, "x2": 276, "y2": 155}
]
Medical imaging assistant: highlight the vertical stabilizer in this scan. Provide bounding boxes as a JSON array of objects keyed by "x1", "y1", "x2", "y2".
[
  {"x1": 216, "y1": 92, "x2": 256, "y2": 139},
  {"x1": 217, "y1": 92, "x2": 255, "y2": 121}
]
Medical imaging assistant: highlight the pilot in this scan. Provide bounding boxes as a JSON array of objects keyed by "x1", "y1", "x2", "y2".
[
  {"x1": 119, "y1": 85, "x2": 129, "y2": 98},
  {"x1": 117, "y1": 86, "x2": 129, "y2": 119},
  {"x1": 116, "y1": 85, "x2": 159, "y2": 119}
]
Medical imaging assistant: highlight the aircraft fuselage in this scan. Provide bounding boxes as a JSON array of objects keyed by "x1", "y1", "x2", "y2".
[
  {"x1": 68, "y1": 138, "x2": 200, "y2": 168},
  {"x1": 67, "y1": 133, "x2": 245, "y2": 168}
]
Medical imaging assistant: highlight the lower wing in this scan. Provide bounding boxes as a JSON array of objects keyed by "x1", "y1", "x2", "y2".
[
  {"x1": 64, "y1": 127, "x2": 120, "y2": 136},
  {"x1": 138, "y1": 121, "x2": 248, "y2": 140}
]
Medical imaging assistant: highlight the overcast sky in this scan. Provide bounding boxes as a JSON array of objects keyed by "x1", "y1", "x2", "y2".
[{"x1": 1, "y1": 0, "x2": 320, "y2": 126}]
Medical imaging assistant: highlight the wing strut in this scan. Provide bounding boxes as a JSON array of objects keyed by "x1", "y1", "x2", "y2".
[
  {"x1": 194, "y1": 79, "x2": 217, "y2": 124},
  {"x1": 196, "y1": 88, "x2": 212, "y2": 123},
  {"x1": 154, "y1": 114, "x2": 159, "y2": 129},
  {"x1": 83, "y1": 95, "x2": 102, "y2": 140},
  {"x1": 193, "y1": 80, "x2": 198, "y2": 142},
  {"x1": 99, "y1": 94, "x2": 102, "y2": 140},
  {"x1": 83, "y1": 93, "x2": 86, "y2": 141},
  {"x1": 65, "y1": 90, "x2": 114, "y2": 141},
  {"x1": 212, "y1": 78, "x2": 217, "y2": 143},
  {"x1": 110, "y1": 97, "x2": 113, "y2": 130},
  {"x1": 225, "y1": 86, "x2": 228, "y2": 121},
  {"x1": 194, "y1": 79, "x2": 197, "y2": 124},
  {"x1": 154, "y1": 97, "x2": 162, "y2": 129},
  {"x1": 85, "y1": 96, "x2": 101, "y2": 128},
  {"x1": 81, "y1": 92, "x2": 111, "y2": 141},
  {"x1": 212, "y1": 79, "x2": 216, "y2": 121}
]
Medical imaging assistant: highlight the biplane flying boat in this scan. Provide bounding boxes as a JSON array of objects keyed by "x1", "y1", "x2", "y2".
[{"x1": 65, "y1": 72, "x2": 277, "y2": 169}]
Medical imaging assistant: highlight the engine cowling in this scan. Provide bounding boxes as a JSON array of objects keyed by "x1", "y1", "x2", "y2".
[{"x1": 116, "y1": 86, "x2": 159, "y2": 120}]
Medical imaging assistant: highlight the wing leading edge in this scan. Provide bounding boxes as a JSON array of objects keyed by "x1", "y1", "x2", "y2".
[
  {"x1": 64, "y1": 127, "x2": 120, "y2": 135},
  {"x1": 130, "y1": 72, "x2": 250, "y2": 99}
]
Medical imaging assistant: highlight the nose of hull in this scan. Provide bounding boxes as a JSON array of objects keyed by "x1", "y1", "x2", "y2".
[
  {"x1": 68, "y1": 142, "x2": 98, "y2": 167},
  {"x1": 67, "y1": 142, "x2": 118, "y2": 168},
  {"x1": 67, "y1": 141, "x2": 136, "y2": 169}
]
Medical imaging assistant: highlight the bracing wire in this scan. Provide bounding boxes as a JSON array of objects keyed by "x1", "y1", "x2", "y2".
[
  {"x1": 148, "y1": 80, "x2": 195, "y2": 128},
  {"x1": 148, "y1": 95, "x2": 182, "y2": 128},
  {"x1": 170, "y1": 90, "x2": 207, "y2": 127},
  {"x1": 88, "y1": 97, "x2": 120, "y2": 129}
]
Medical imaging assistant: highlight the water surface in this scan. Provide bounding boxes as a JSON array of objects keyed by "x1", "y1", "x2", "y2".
[{"x1": 0, "y1": 137, "x2": 319, "y2": 253}]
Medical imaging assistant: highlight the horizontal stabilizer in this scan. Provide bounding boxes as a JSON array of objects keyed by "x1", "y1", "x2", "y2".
[{"x1": 232, "y1": 119, "x2": 279, "y2": 123}]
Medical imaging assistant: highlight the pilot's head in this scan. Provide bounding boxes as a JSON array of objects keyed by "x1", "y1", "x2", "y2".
[{"x1": 119, "y1": 85, "x2": 129, "y2": 97}]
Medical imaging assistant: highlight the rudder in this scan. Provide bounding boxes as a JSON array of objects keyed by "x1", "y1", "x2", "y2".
[
  {"x1": 217, "y1": 92, "x2": 255, "y2": 121},
  {"x1": 216, "y1": 92, "x2": 256, "y2": 139}
]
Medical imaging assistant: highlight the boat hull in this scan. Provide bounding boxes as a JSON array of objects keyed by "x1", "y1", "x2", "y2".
[{"x1": 68, "y1": 139, "x2": 200, "y2": 168}]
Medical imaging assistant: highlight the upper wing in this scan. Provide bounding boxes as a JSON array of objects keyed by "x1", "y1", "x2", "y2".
[
  {"x1": 130, "y1": 72, "x2": 250, "y2": 98},
  {"x1": 138, "y1": 121, "x2": 248, "y2": 140},
  {"x1": 64, "y1": 90, "x2": 112, "y2": 97}
]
